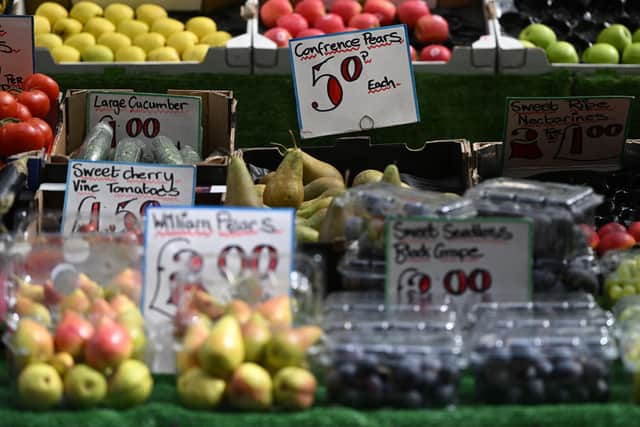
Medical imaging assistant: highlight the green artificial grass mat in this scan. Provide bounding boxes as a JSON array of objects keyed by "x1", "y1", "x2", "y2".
[{"x1": 0, "y1": 360, "x2": 638, "y2": 427}]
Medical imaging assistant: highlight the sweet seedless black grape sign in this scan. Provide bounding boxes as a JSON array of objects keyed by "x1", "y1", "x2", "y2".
[
  {"x1": 501, "y1": 96, "x2": 633, "y2": 177},
  {"x1": 289, "y1": 25, "x2": 420, "y2": 139},
  {"x1": 385, "y1": 217, "x2": 533, "y2": 305}
]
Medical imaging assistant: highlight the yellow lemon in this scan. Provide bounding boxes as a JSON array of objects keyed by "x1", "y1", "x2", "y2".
[
  {"x1": 35, "y1": 2, "x2": 68, "y2": 27},
  {"x1": 36, "y1": 33, "x2": 63, "y2": 50},
  {"x1": 182, "y1": 44, "x2": 210, "y2": 62},
  {"x1": 147, "y1": 46, "x2": 180, "y2": 62},
  {"x1": 200, "y1": 31, "x2": 232, "y2": 47},
  {"x1": 97, "y1": 32, "x2": 131, "y2": 55},
  {"x1": 82, "y1": 44, "x2": 115, "y2": 62},
  {"x1": 83, "y1": 17, "x2": 116, "y2": 39},
  {"x1": 34, "y1": 15, "x2": 51, "y2": 35},
  {"x1": 135, "y1": 4, "x2": 168, "y2": 25},
  {"x1": 115, "y1": 45, "x2": 146, "y2": 62},
  {"x1": 69, "y1": 1, "x2": 104, "y2": 24},
  {"x1": 104, "y1": 3, "x2": 135, "y2": 26},
  {"x1": 51, "y1": 45, "x2": 81, "y2": 63},
  {"x1": 185, "y1": 16, "x2": 217, "y2": 40},
  {"x1": 133, "y1": 31, "x2": 165, "y2": 53},
  {"x1": 52, "y1": 18, "x2": 83, "y2": 39},
  {"x1": 117, "y1": 19, "x2": 149, "y2": 39},
  {"x1": 151, "y1": 17, "x2": 184, "y2": 38},
  {"x1": 64, "y1": 32, "x2": 96, "y2": 55},
  {"x1": 166, "y1": 31, "x2": 198, "y2": 55}
]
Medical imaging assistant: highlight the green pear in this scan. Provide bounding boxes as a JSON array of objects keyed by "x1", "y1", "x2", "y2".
[
  {"x1": 263, "y1": 149, "x2": 304, "y2": 208},
  {"x1": 303, "y1": 177, "x2": 344, "y2": 201},
  {"x1": 197, "y1": 315, "x2": 245, "y2": 378},
  {"x1": 302, "y1": 208, "x2": 328, "y2": 231},
  {"x1": 318, "y1": 187, "x2": 346, "y2": 199},
  {"x1": 64, "y1": 364, "x2": 108, "y2": 408},
  {"x1": 254, "y1": 184, "x2": 266, "y2": 205},
  {"x1": 225, "y1": 151, "x2": 261, "y2": 207},
  {"x1": 298, "y1": 196, "x2": 333, "y2": 219},
  {"x1": 227, "y1": 363, "x2": 273, "y2": 410},
  {"x1": 298, "y1": 150, "x2": 343, "y2": 184},
  {"x1": 107, "y1": 359, "x2": 153, "y2": 408},
  {"x1": 273, "y1": 367, "x2": 317, "y2": 410},
  {"x1": 381, "y1": 164, "x2": 402, "y2": 186},
  {"x1": 319, "y1": 198, "x2": 347, "y2": 243},
  {"x1": 241, "y1": 312, "x2": 272, "y2": 362},
  {"x1": 177, "y1": 367, "x2": 226, "y2": 409},
  {"x1": 263, "y1": 329, "x2": 306, "y2": 373},
  {"x1": 17, "y1": 363, "x2": 63, "y2": 410},
  {"x1": 10, "y1": 318, "x2": 54, "y2": 370},
  {"x1": 352, "y1": 169, "x2": 383, "y2": 186},
  {"x1": 296, "y1": 224, "x2": 319, "y2": 243}
]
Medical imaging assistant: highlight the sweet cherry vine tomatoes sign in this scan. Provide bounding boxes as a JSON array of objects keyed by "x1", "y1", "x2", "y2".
[
  {"x1": 385, "y1": 217, "x2": 533, "y2": 306},
  {"x1": 61, "y1": 160, "x2": 195, "y2": 234},
  {"x1": 0, "y1": 16, "x2": 34, "y2": 91},
  {"x1": 502, "y1": 96, "x2": 633, "y2": 178},
  {"x1": 86, "y1": 91, "x2": 202, "y2": 152},
  {"x1": 289, "y1": 25, "x2": 420, "y2": 139}
]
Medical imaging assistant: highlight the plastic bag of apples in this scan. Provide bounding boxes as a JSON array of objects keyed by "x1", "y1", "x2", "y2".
[
  {"x1": 173, "y1": 253, "x2": 325, "y2": 411},
  {"x1": 2, "y1": 232, "x2": 153, "y2": 410}
]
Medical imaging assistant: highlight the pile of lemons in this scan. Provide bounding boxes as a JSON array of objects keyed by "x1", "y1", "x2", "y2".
[{"x1": 34, "y1": 1, "x2": 232, "y2": 63}]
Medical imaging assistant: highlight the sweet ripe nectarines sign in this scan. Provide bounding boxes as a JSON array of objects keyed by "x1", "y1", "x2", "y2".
[
  {"x1": 289, "y1": 24, "x2": 420, "y2": 139},
  {"x1": 0, "y1": 16, "x2": 34, "y2": 91}
]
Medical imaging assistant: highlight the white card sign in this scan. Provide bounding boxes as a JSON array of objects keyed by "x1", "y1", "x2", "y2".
[
  {"x1": 0, "y1": 16, "x2": 34, "y2": 91},
  {"x1": 386, "y1": 217, "x2": 532, "y2": 305},
  {"x1": 502, "y1": 96, "x2": 633, "y2": 177},
  {"x1": 142, "y1": 206, "x2": 295, "y2": 326},
  {"x1": 289, "y1": 25, "x2": 420, "y2": 139},
  {"x1": 61, "y1": 160, "x2": 196, "y2": 234},
  {"x1": 86, "y1": 91, "x2": 202, "y2": 152}
]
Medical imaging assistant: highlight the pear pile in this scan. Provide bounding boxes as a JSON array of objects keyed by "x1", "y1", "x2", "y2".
[
  {"x1": 223, "y1": 140, "x2": 409, "y2": 244},
  {"x1": 7, "y1": 269, "x2": 152, "y2": 410},
  {"x1": 34, "y1": 1, "x2": 232, "y2": 63},
  {"x1": 175, "y1": 291, "x2": 322, "y2": 410}
]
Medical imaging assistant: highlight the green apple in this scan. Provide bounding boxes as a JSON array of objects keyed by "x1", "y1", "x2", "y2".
[
  {"x1": 520, "y1": 40, "x2": 536, "y2": 48},
  {"x1": 545, "y1": 41, "x2": 579, "y2": 63},
  {"x1": 582, "y1": 43, "x2": 620, "y2": 64},
  {"x1": 623, "y1": 43, "x2": 640, "y2": 64},
  {"x1": 597, "y1": 24, "x2": 632, "y2": 54},
  {"x1": 634, "y1": 29, "x2": 640, "y2": 44},
  {"x1": 17, "y1": 363, "x2": 63, "y2": 410},
  {"x1": 519, "y1": 23, "x2": 557, "y2": 49},
  {"x1": 177, "y1": 367, "x2": 226, "y2": 409},
  {"x1": 64, "y1": 364, "x2": 107, "y2": 408},
  {"x1": 106, "y1": 359, "x2": 153, "y2": 408}
]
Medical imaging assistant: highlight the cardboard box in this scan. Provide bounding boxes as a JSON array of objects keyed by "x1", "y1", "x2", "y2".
[{"x1": 43, "y1": 88, "x2": 236, "y2": 187}]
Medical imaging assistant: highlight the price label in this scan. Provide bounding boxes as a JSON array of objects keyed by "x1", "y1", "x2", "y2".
[
  {"x1": 0, "y1": 16, "x2": 34, "y2": 91},
  {"x1": 142, "y1": 206, "x2": 295, "y2": 327},
  {"x1": 86, "y1": 91, "x2": 202, "y2": 152},
  {"x1": 61, "y1": 160, "x2": 196, "y2": 234},
  {"x1": 502, "y1": 96, "x2": 634, "y2": 177},
  {"x1": 386, "y1": 217, "x2": 532, "y2": 305},
  {"x1": 289, "y1": 25, "x2": 420, "y2": 139}
]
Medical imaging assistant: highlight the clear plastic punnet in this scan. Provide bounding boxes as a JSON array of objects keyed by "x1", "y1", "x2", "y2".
[{"x1": 3, "y1": 232, "x2": 152, "y2": 410}]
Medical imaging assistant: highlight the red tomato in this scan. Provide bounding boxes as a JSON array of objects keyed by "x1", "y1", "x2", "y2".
[
  {"x1": 14, "y1": 102, "x2": 32, "y2": 121},
  {"x1": 28, "y1": 118, "x2": 54, "y2": 151},
  {"x1": 23, "y1": 73, "x2": 60, "y2": 106},
  {"x1": 0, "y1": 91, "x2": 17, "y2": 119},
  {"x1": 0, "y1": 121, "x2": 46, "y2": 155},
  {"x1": 17, "y1": 89, "x2": 50, "y2": 118}
]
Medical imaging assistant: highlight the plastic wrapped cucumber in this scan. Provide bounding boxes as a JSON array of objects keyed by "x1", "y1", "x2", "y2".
[
  {"x1": 140, "y1": 140, "x2": 155, "y2": 163},
  {"x1": 114, "y1": 138, "x2": 143, "y2": 163},
  {"x1": 180, "y1": 144, "x2": 202, "y2": 164},
  {"x1": 75, "y1": 122, "x2": 113, "y2": 161},
  {"x1": 151, "y1": 136, "x2": 183, "y2": 165}
]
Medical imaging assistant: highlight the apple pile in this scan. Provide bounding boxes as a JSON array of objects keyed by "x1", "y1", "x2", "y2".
[
  {"x1": 175, "y1": 291, "x2": 322, "y2": 410},
  {"x1": 259, "y1": 0, "x2": 452, "y2": 62},
  {"x1": 580, "y1": 221, "x2": 640, "y2": 256},
  {"x1": 6, "y1": 270, "x2": 152, "y2": 410}
]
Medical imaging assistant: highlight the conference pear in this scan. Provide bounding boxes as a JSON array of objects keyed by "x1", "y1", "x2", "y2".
[
  {"x1": 225, "y1": 151, "x2": 261, "y2": 207},
  {"x1": 254, "y1": 184, "x2": 266, "y2": 205},
  {"x1": 176, "y1": 320, "x2": 210, "y2": 373},
  {"x1": 224, "y1": 299, "x2": 252, "y2": 324},
  {"x1": 302, "y1": 208, "x2": 328, "y2": 231},
  {"x1": 296, "y1": 224, "x2": 319, "y2": 243},
  {"x1": 303, "y1": 177, "x2": 344, "y2": 201},
  {"x1": 197, "y1": 315, "x2": 245, "y2": 378},
  {"x1": 241, "y1": 312, "x2": 272, "y2": 362},
  {"x1": 258, "y1": 171, "x2": 275, "y2": 186},
  {"x1": 298, "y1": 150, "x2": 343, "y2": 185},
  {"x1": 256, "y1": 295, "x2": 292, "y2": 329},
  {"x1": 352, "y1": 169, "x2": 383, "y2": 186},
  {"x1": 319, "y1": 198, "x2": 347, "y2": 243},
  {"x1": 263, "y1": 149, "x2": 304, "y2": 208},
  {"x1": 298, "y1": 196, "x2": 333, "y2": 219},
  {"x1": 381, "y1": 164, "x2": 402, "y2": 186}
]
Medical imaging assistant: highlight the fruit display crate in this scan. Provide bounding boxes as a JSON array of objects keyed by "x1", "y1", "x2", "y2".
[
  {"x1": 493, "y1": 0, "x2": 640, "y2": 74},
  {"x1": 252, "y1": 0, "x2": 496, "y2": 75}
]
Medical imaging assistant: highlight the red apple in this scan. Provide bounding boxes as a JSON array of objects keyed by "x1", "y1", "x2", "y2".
[
  {"x1": 409, "y1": 45, "x2": 417, "y2": 61},
  {"x1": 260, "y1": 0, "x2": 294, "y2": 28},
  {"x1": 297, "y1": 28, "x2": 325, "y2": 37},
  {"x1": 419, "y1": 44, "x2": 451, "y2": 61},
  {"x1": 54, "y1": 311, "x2": 94, "y2": 357},
  {"x1": 314, "y1": 13, "x2": 345, "y2": 34},
  {"x1": 363, "y1": 0, "x2": 396, "y2": 26},
  {"x1": 397, "y1": 0, "x2": 430, "y2": 29},
  {"x1": 85, "y1": 318, "x2": 133, "y2": 371},
  {"x1": 597, "y1": 222, "x2": 627, "y2": 239},
  {"x1": 264, "y1": 27, "x2": 293, "y2": 47},
  {"x1": 330, "y1": 0, "x2": 362, "y2": 26},
  {"x1": 295, "y1": 0, "x2": 326, "y2": 27},
  {"x1": 579, "y1": 224, "x2": 600, "y2": 249},
  {"x1": 629, "y1": 222, "x2": 640, "y2": 242},
  {"x1": 414, "y1": 14, "x2": 449, "y2": 43},
  {"x1": 348, "y1": 13, "x2": 380, "y2": 29},
  {"x1": 277, "y1": 13, "x2": 309, "y2": 37},
  {"x1": 597, "y1": 231, "x2": 636, "y2": 255},
  {"x1": 343, "y1": 26, "x2": 358, "y2": 32}
]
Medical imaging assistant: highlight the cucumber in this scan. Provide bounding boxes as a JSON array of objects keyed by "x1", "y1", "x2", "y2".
[
  {"x1": 180, "y1": 144, "x2": 202, "y2": 164},
  {"x1": 140, "y1": 140, "x2": 155, "y2": 163},
  {"x1": 151, "y1": 136, "x2": 183, "y2": 165},
  {"x1": 114, "y1": 138, "x2": 142, "y2": 163},
  {"x1": 75, "y1": 122, "x2": 113, "y2": 161}
]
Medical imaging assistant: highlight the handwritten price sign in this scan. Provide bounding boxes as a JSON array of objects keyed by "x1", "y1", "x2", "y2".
[
  {"x1": 502, "y1": 96, "x2": 634, "y2": 177},
  {"x1": 0, "y1": 16, "x2": 34, "y2": 91},
  {"x1": 61, "y1": 160, "x2": 196, "y2": 234},
  {"x1": 385, "y1": 217, "x2": 532, "y2": 306},
  {"x1": 289, "y1": 25, "x2": 420, "y2": 139},
  {"x1": 86, "y1": 91, "x2": 202, "y2": 152}
]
